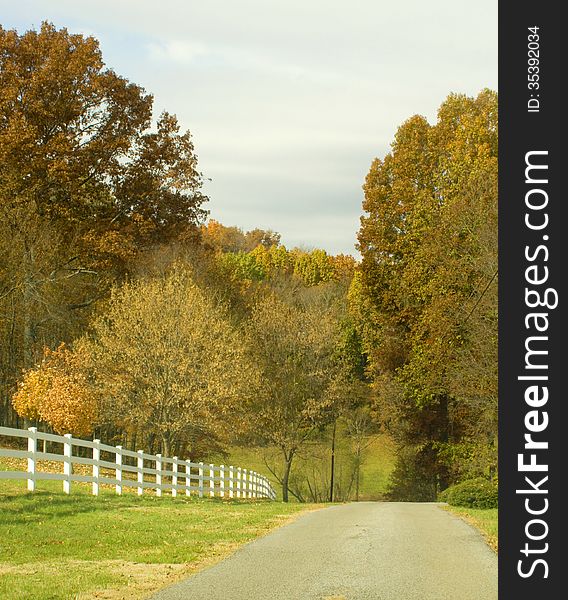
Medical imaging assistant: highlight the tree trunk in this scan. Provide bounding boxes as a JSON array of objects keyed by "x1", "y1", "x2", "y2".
[
  {"x1": 161, "y1": 433, "x2": 171, "y2": 458},
  {"x1": 22, "y1": 247, "x2": 35, "y2": 370},
  {"x1": 282, "y1": 450, "x2": 295, "y2": 503}
]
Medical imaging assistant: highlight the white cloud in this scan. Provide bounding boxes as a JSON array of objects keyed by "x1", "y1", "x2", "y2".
[{"x1": 147, "y1": 40, "x2": 209, "y2": 64}]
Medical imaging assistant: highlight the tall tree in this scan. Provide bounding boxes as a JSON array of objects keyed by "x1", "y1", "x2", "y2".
[
  {"x1": 355, "y1": 90, "x2": 498, "y2": 498},
  {"x1": 0, "y1": 23, "x2": 207, "y2": 422},
  {"x1": 81, "y1": 266, "x2": 256, "y2": 457}
]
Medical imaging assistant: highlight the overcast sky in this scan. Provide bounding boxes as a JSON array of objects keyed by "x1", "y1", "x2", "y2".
[{"x1": 3, "y1": 1, "x2": 497, "y2": 255}]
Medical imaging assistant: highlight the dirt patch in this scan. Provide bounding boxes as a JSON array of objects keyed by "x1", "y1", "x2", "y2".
[
  {"x1": 78, "y1": 561, "x2": 194, "y2": 600},
  {"x1": 0, "y1": 560, "x2": 190, "y2": 599}
]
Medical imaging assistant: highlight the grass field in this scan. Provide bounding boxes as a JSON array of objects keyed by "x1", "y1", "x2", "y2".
[
  {"x1": 0, "y1": 473, "x2": 318, "y2": 600},
  {"x1": 0, "y1": 432, "x2": 396, "y2": 598},
  {"x1": 221, "y1": 433, "x2": 396, "y2": 502},
  {"x1": 442, "y1": 505, "x2": 498, "y2": 551}
]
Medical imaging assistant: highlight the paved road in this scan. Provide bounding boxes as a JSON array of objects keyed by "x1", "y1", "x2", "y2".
[{"x1": 151, "y1": 502, "x2": 497, "y2": 600}]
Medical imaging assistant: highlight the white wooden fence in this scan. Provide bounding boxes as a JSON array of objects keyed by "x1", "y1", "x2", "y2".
[{"x1": 0, "y1": 426, "x2": 276, "y2": 500}]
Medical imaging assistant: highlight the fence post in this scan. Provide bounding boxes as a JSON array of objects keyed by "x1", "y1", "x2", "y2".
[
  {"x1": 172, "y1": 456, "x2": 178, "y2": 497},
  {"x1": 63, "y1": 433, "x2": 72, "y2": 494},
  {"x1": 243, "y1": 469, "x2": 248, "y2": 498},
  {"x1": 198, "y1": 462, "x2": 204, "y2": 498},
  {"x1": 92, "y1": 439, "x2": 100, "y2": 496},
  {"x1": 220, "y1": 464, "x2": 225, "y2": 498},
  {"x1": 156, "y1": 453, "x2": 162, "y2": 497},
  {"x1": 137, "y1": 450, "x2": 144, "y2": 496},
  {"x1": 209, "y1": 464, "x2": 215, "y2": 498},
  {"x1": 237, "y1": 467, "x2": 242, "y2": 498},
  {"x1": 253, "y1": 472, "x2": 257, "y2": 498},
  {"x1": 115, "y1": 445, "x2": 123, "y2": 495},
  {"x1": 229, "y1": 466, "x2": 234, "y2": 499},
  {"x1": 185, "y1": 460, "x2": 191, "y2": 496},
  {"x1": 27, "y1": 427, "x2": 37, "y2": 492}
]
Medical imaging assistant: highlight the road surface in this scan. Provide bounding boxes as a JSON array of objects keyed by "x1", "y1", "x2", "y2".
[{"x1": 151, "y1": 502, "x2": 497, "y2": 600}]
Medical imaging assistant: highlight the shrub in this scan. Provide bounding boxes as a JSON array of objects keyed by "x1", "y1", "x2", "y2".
[{"x1": 439, "y1": 477, "x2": 498, "y2": 508}]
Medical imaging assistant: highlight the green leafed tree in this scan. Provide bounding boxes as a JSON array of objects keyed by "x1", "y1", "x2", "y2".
[{"x1": 292, "y1": 249, "x2": 335, "y2": 286}]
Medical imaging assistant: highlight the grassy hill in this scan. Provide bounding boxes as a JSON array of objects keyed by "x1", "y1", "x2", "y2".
[{"x1": 217, "y1": 433, "x2": 396, "y2": 502}]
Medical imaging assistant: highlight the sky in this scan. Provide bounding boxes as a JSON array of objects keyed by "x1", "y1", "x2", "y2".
[{"x1": 2, "y1": 1, "x2": 497, "y2": 255}]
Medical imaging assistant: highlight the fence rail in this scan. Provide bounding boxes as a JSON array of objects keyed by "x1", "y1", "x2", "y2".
[{"x1": 0, "y1": 426, "x2": 276, "y2": 500}]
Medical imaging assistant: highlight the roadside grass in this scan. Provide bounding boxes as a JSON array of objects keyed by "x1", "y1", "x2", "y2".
[
  {"x1": 0, "y1": 472, "x2": 319, "y2": 600},
  {"x1": 442, "y1": 505, "x2": 498, "y2": 552}
]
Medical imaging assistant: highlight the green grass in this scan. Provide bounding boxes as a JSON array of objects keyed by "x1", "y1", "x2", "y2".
[
  {"x1": 221, "y1": 433, "x2": 396, "y2": 502},
  {"x1": 357, "y1": 435, "x2": 396, "y2": 500},
  {"x1": 0, "y1": 476, "x2": 318, "y2": 600},
  {"x1": 442, "y1": 505, "x2": 498, "y2": 551},
  {"x1": 0, "y1": 432, "x2": 395, "y2": 597}
]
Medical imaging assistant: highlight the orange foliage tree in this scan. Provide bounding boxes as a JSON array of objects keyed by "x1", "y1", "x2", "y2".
[{"x1": 12, "y1": 344, "x2": 97, "y2": 436}]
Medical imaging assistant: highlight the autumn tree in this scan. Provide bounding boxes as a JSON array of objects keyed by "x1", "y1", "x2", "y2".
[
  {"x1": 355, "y1": 90, "x2": 498, "y2": 498},
  {"x1": 246, "y1": 286, "x2": 342, "y2": 501},
  {"x1": 249, "y1": 244, "x2": 293, "y2": 278},
  {"x1": 200, "y1": 220, "x2": 280, "y2": 253},
  {"x1": 292, "y1": 249, "x2": 335, "y2": 286},
  {"x1": 0, "y1": 23, "x2": 207, "y2": 423},
  {"x1": 344, "y1": 406, "x2": 376, "y2": 501},
  {"x1": 217, "y1": 251, "x2": 267, "y2": 282},
  {"x1": 82, "y1": 266, "x2": 256, "y2": 457},
  {"x1": 12, "y1": 343, "x2": 97, "y2": 436}
]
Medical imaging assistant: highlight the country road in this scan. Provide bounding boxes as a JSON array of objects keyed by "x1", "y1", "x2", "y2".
[{"x1": 151, "y1": 502, "x2": 497, "y2": 600}]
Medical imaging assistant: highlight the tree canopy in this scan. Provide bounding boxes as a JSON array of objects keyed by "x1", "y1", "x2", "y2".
[
  {"x1": 355, "y1": 90, "x2": 498, "y2": 498},
  {"x1": 0, "y1": 23, "x2": 207, "y2": 420},
  {"x1": 82, "y1": 267, "x2": 257, "y2": 457}
]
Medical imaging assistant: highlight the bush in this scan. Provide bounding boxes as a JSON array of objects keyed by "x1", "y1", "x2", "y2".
[{"x1": 439, "y1": 477, "x2": 498, "y2": 508}]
